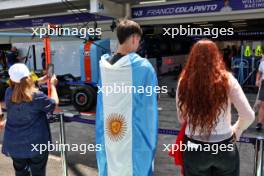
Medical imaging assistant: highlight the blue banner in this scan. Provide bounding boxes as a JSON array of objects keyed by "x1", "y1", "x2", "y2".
[
  {"x1": 132, "y1": 0, "x2": 264, "y2": 18},
  {"x1": 0, "y1": 13, "x2": 112, "y2": 29}
]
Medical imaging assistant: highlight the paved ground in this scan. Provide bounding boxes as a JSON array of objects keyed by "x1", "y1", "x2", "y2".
[{"x1": 0, "y1": 75, "x2": 263, "y2": 176}]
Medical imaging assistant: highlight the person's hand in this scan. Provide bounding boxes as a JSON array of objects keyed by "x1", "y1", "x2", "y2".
[
  {"x1": 231, "y1": 125, "x2": 242, "y2": 141},
  {"x1": 37, "y1": 75, "x2": 49, "y2": 85},
  {"x1": 0, "y1": 119, "x2": 6, "y2": 132},
  {"x1": 50, "y1": 75, "x2": 58, "y2": 86}
]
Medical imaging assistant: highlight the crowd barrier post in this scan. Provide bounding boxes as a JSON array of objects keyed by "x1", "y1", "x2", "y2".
[
  {"x1": 59, "y1": 113, "x2": 69, "y2": 176},
  {"x1": 254, "y1": 137, "x2": 264, "y2": 176}
]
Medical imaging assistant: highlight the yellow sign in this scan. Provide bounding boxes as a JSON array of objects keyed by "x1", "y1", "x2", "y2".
[
  {"x1": 244, "y1": 45, "x2": 252, "y2": 57},
  {"x1": 255, "y1": 45, "x2": 263, "y2": 57}
]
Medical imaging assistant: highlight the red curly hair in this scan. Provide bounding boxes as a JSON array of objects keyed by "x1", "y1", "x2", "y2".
[{"x1": 178, "y1": 39, "x2": 229, "y2": 137}]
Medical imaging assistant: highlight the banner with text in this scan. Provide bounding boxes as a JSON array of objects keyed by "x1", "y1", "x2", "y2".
[{"x1": 132, "y1": 0, "x2": 264, "y2": 18}]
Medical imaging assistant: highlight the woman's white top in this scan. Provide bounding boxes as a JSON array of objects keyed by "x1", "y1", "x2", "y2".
[{"x1": 176, "y1": 73, "x2": 255, "y2": 142}]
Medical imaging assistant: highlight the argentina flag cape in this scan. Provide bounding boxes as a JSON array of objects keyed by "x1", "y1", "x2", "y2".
[{"x1": 96, "y1": 52, "x2": 158, "y2": 176}]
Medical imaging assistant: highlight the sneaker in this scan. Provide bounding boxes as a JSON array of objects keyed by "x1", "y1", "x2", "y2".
[{"x1": 256, "y1": 123, "x2": 263, "y2": 131}]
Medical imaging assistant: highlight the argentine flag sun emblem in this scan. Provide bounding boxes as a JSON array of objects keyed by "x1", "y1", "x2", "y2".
[{"x1": 106, "y1": 113, "x2": 127, "y2": 142}]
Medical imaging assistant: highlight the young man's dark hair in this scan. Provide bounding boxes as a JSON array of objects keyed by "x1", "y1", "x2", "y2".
[
  {"x1": 109, "y1": 19, "x2": 143, "y2": 65},
  {"x1": 116, "y1": 19, "x2": 143, "y2": 44}
]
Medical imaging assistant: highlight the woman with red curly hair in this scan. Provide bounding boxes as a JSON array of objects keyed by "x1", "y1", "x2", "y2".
[{"x1": 176, "y1": 39, "x2": 254, "y2": 176}]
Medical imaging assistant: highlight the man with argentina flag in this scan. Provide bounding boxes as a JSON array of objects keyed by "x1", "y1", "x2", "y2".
[{"x1": 96, "y1": 19, "x2": 158, "y2": 176}]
